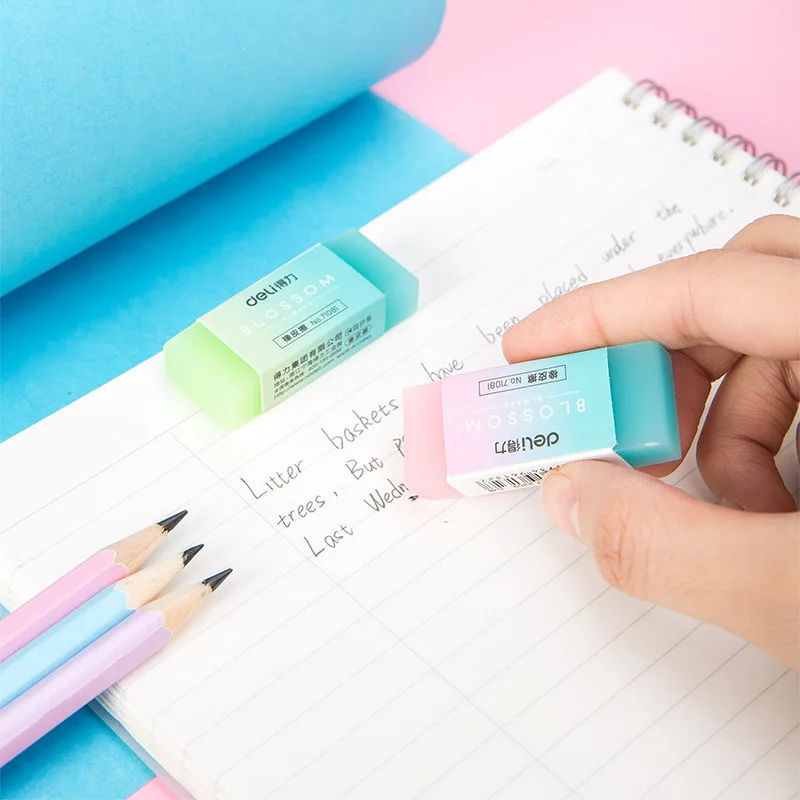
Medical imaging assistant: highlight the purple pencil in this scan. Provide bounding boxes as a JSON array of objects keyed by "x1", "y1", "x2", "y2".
[{"x1": 0, "y1": 568, "x2": 232, "y2": 767}]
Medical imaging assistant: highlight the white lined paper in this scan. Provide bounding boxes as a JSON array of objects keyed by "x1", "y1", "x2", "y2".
[{"x1": 1, "y1": 68, "x2": 797, "y2": 800}]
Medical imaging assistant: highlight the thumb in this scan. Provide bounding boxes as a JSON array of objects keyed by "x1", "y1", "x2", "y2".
[{"x1": 540, "y1": 461, "x2": 800, "y2": 667}]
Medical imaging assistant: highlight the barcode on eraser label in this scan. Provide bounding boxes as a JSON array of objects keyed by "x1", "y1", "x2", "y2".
[{"x1": 475, "y1": 468, "x2": 554, "y2": 493}]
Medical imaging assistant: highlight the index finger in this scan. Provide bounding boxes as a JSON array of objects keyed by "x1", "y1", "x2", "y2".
[
  {"x1": 502, "y1": 247, "x2": 800, "y2": 364},
  {"x1": 724, "y1": 214, "x2": 800, "y2": 258}
]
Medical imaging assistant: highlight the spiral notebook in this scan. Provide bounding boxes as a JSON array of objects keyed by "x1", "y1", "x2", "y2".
[{"x1": 1, "y1": 68, "x2": 798, "y2": 800}]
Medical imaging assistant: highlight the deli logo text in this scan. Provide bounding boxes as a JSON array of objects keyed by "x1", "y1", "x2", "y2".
[
  {"x1": 246, "y1": 272, "x2": 299, "y2": 306},
  {"x1": 494, "y1": 432, "x2": 559, "y2": 455}
]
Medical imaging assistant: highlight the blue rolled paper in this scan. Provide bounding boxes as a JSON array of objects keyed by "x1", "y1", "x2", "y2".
[{"x1": 0, "y1": 0, "x2": 445, "y2": 294}]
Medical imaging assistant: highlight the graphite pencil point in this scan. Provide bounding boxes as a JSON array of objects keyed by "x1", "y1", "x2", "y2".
[
  {"x1": 181, "y1": 544, "x2": 204, "y2": 566},
  {"x1": 158, "y1": 510, "x2": 188, "y2": 533},
  {"x1": 202, "y1": 568, "x2": 233, "y2": 592}
]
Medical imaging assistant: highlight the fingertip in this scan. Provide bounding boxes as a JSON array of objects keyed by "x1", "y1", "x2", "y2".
[
  {"x1": 501, "y1": 313, "x2": 533, "y2": 363},
  {"x1": 502, "y1": 281, "x2": 616, "y2": 364},
  {"x1": 555, "y1": 459, "x2": 662, "y2": 543},
  {"x1": 500, "y1": 326, "x2": 516, "y2": 364}
]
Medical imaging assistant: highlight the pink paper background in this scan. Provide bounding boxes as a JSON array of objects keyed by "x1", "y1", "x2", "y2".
[
  {"x1": 127, "y1": 778, "x2": 178, "y2": 800},
  {"x1": 376, "y1": 0, "x2": 800, "y2": 167}
]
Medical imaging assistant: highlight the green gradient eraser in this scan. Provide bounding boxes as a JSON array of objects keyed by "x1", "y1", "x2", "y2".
[{"x1": 164, "y1": 230, "x2": 417, "y2": 428}]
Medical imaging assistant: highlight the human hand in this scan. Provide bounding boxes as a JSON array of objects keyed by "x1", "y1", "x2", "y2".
[{"x1": 502, "y1": 214, "x2": 800, "y2": 667}]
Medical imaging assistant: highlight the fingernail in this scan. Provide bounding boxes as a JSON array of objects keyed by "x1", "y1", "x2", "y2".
[
  {"x1": 718, "y1": 496, "x2": 742, "y2": 510},
  {"x1": 542, "y1": 470, "x2": 581, "y2": 541}
]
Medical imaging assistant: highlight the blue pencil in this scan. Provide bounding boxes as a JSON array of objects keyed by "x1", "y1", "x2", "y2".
[{"x1": 0, "y1": 545, "x2": 203, "y2": 710}]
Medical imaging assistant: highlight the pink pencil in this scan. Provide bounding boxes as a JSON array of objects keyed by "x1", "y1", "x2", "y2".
[
  {"x1": 0, "y1": 568, "x2": 231, "y2": 766},
  {"x1": 0, "y1": 511, "x2": 187, "y2": 664}
]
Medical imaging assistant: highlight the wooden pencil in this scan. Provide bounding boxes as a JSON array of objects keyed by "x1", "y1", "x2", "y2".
[
  {"x1": 0, "y1": 511, "x2": 188, "y2": 664},
  {"x1": 0, "y1": 568, "x2": 232, "y2": 767},
  {"x1": 0, "y1": 544, "x2": 204, "y2": 710}
]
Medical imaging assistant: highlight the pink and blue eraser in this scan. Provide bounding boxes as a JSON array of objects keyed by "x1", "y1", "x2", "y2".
[{"x1": 404, "y1": 342, "x2": 680, "y2": 499}]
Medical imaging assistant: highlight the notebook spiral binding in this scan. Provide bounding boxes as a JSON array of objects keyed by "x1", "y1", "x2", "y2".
[{"x1": 623, "y1": 78, "x2": 799, "y2": 208}]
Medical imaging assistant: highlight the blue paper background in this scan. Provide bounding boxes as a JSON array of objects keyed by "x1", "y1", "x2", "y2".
[
  {"x1": 0, "y1": 94, "x2": 464, "y2": 797},
  {"x1": 0, "y1": 0, "x2": 446, "y2": 293}
]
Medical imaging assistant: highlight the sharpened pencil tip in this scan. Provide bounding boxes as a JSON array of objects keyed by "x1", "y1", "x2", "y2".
[
  {"x1": 158, "y1": 510, "x2": 188, "y2": 533},
  {"x1": 202, "y1": 568, "x2": 233, "y2": 592},
  {"x1": 181, "y1": 543, "x2": 204, "y2": 566}
]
